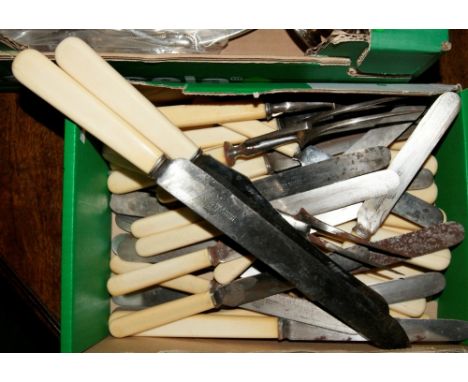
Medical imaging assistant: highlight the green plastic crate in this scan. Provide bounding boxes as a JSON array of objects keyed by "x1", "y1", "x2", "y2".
[{"x1": 61, "y1": 84, "x2": 468, "y2": 352}]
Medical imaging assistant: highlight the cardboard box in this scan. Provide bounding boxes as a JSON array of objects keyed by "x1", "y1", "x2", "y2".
[
  {"x1": 60, "y1": 81, "x2": 468, "y2": 352},
  {"x1": 0, "y1": 30, "x2": 450, "y2": 88}
]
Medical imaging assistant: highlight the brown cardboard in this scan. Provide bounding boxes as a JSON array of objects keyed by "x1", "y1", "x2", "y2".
[{"x1": 87, "y1": 336, "x2": 468, "y2": 353}]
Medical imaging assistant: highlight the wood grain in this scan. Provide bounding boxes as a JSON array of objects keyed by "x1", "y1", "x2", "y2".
[{"x1": 0, "y1": 89, "x2": 63, "y2": 326}]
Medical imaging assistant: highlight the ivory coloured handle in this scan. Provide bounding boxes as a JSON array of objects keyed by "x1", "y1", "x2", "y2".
[
  {"x1": 390, "y1": 150, "x2": 438, "y2": 175},
  {"x1": 109, "y1": 256, "x2": 212, "y2": 294},
  {"x1": 56, "y1": 37, "x2": 199, "y2": 160},
  {"x1": 134, "y1": 314, "x2": 278, "y2": 339},
  {"x1": 214, "y1": 256, "x2": 255, "y2": 285},
  {"x1": 109, "y1": 291, "x2": 216, "y2": 337},
  {"x1": 159, "y1": 102, "x2": 267, "y2": 129},
  {"x1": 107, "y1": 168, "x2": 154, "y2": 194},
  {"x1": 135, "y1": 221, "x2": 221, "y2": 256},
  {"x1": 184, "y1": 127, "x2": 246, "y2": 148},
  {"x1": 107, "y1": 249, "x2": 212, "y2": 296},
  {"x1": 12, "y1": 49, "x2": 163, "y2": 174},
  {"x1": 131, "y1": 208, "x2": 202, "y2": 238}
]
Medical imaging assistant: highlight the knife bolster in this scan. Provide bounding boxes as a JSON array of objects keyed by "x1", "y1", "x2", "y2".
[{"x1": 149, "y1": 154, "x2": 170, "y2": 180}]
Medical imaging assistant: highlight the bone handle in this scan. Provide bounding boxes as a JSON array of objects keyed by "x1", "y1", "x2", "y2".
[
  {"x1": 223, "y1": 120, "x2": 300, "y2": 157},
  {"x1": 134, "y1": 314, "x2": 278, "y2": 338},
  {"x1": 184, "y1": 127, "x2": 246, "y2": 148},
  {"x1": 56, "y1": 37, "x2": 199, "y2": 160},
  {"x1": 131, "y1": 208, "x2": 202, "y2": 238},
  {"x1": 107, "y1": 168, "x2": 154, "y2": 194},
  {"x1": 109, "y1": 292, "x2": 216, "y2": 337},
  {"x1": 109, "y1": 256, "x2": 212, "y2": 294},
  {"x1": 390, "y1": 150, "x2": 438, "y2": 175},
  {"x1": 107, "y1": 150, "x2": 268, "y2": 195},
  {"x1": 214, "y1": 255, "x2": 256, "y2": 284},
  {"x1": 107, "y1": 249, "x2": 212, "y2": 296},
  {"x1": 356, "y1": 93, "x2": 460, "y2": 237},
  {"x1": 12, "y1": 49, "x2": 163, "y2": 174},
  {"x1": 102, "y1": 145, "x2": 142, "y2": 174},
  {"x1": 136, "y1": 221, "x2": 220, "y2": 256},
  {"x1": 159, "y1": 102, "x2": 267, "y2": 129}
]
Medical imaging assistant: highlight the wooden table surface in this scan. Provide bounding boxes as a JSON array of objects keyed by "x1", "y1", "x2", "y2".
[{"x1": 0, "y1": 30, "x2": 467, "y2": 351}]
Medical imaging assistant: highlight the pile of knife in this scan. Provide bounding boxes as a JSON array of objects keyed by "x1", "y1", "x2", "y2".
[{"x1": 11, "y1": 37, "x2": 468, "y2": 349}]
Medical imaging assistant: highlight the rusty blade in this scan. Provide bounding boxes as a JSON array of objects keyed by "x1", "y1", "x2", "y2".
[
  {"x1": 374, "y1": 221, "x2": 465, "y2": 257},
  {"x1": 308, "y1": 234, "x2": 403, "y2": 269},
  {"x1": 296, "y1": 210, "x2": 464, "y2": 258}
]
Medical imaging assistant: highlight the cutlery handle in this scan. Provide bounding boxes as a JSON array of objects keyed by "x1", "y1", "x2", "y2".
[
  {"x1": 131, "y1": 208, "x2": 202, "y2": 238},
  {"x1": 159, "y1": 102, "x2": 267, "y2": 128},
  {"x1": 106, "y1": 150, "x2": 268, "y2": 195},
  {"x1": 184, "y1": 127, "x2": 246, "y2": 148},
  {"x1": 109, "y1": 292, "x2": 216, "y2": 337},
  {"x1": 214, "y1": 256, "x2": 255, "y2": 285},
  {"x1": 55, "y1": 37, "x2": 199, "y2": 160},
  {"x1": 109, "y1": 256, "x2": 212, "y2": 294},
  {"x1": 12, "y1": 49, "x2": 163, "y2": 174},
  {"x1": 107, "y1": 168, "x2": 154, "y2": 194},
  {"x1": 132, "y1": 314, "x2": 278, "y2": 339},
  {"x1": 136, "y1": 221, "x2": 221, "y2": 256},
  {"x1": 107, "y1": 249, "x2": 212, "y2": 296}
]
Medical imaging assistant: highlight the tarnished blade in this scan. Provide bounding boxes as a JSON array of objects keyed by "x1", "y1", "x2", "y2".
[
  {"x1": 391, "y1": 192, "x2": 444, "y2": 227},
  {"x1": 213, "y1": 273, "x2": 292, "y2": 308},
  {"x1": 155, "y1": 155, "x2": 409, "y2": 349},
  {"x1": 112, "y1": 286, "x2": 188, "y2": 309},
  {"x1": 225, "y1": 108, "x2": 421, "y2": 162},
  {"x1": 255, "y1": 146, "x2": 391, "y2": 201},
  {"x1": 407, "y1": 169, "x2": 434, "y2": 190},
  {"x1": 308, "y1": 235, "x2": 403, "y2": 269},
  {"x1": 110, "y1": 191, "x2": 171, "y2": 217},
  {"x1": 115, "y1": 214, "x2": 139, "y2": 232},
  {"x1": 241, "y1": 272, "x2": 445, "y2": 334},
  {"x1": 374, "y1": 221, "x2": 464, "y2": 256},
  {"x1": 297, "y1": 210, "x2": 464, "y2": 258},
  {"x1": 282, "y1": 318, "x2": 468, "y2": 343}
]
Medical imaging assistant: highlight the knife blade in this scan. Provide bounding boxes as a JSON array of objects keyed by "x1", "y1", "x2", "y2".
[
  {"x1": 110, "y1": 272, "x2": 445, "y2": 335},
  {"x1": 16, "y1": 37, "x2": 405, "y2": 347},
  {"x1": 121, "y1": 313, "x2": 468, "y2": 344},
  {"x1": 225, "y1": 108, "x2": 423, "y2": 163}
]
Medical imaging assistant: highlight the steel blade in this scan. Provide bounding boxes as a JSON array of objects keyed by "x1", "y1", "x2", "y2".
[
  {"x1": 391, "y1": 192, "x2": 444, "y2": 228},
  {"x1": 255, "y1": 146, "x2": 391, "y2": 201},
  {"x1": 115, "y1": 214, "x2": 139, "y2": 232},
  {"x1": 112, "y1": 286, "x2": 188, "y2": 309},
  {"x1": 110, "y1": 191, "x2": 172, "y2": 217},
  {"x1": 407, "y1": 169, "x2": 434, "y2": 190},
  {"x1": 155, "y1": 155, "x2": 409, "y2": 349},
  {"x1": 241, "y1": 272, "x2": 444, "y2": 334},
  {"x1": 283, "y1": 318, "x2": 468, "y2": 343}
]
